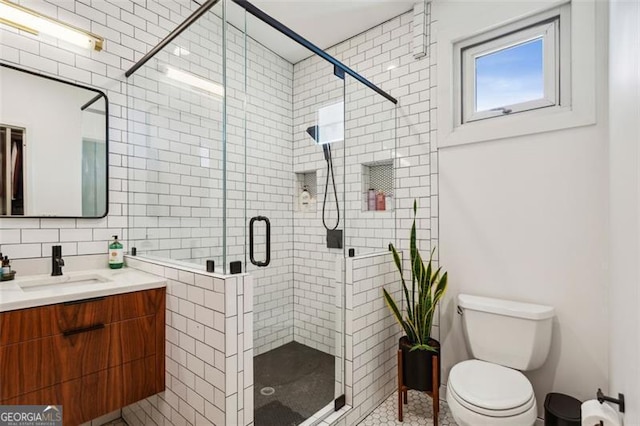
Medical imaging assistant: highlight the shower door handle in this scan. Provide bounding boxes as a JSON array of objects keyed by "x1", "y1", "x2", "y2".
[{"x1": 249, "y1": 216, "x2": 271, "y2": 267}]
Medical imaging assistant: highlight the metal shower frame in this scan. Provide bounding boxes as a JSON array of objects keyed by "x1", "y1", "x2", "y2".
[{"x1": 124, "y1": 0, "x2": 397, "y2": 104}]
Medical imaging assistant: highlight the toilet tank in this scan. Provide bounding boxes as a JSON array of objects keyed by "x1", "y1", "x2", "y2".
[{"x1": 458, "y1": 294, "x2": 555, "y2": 371}]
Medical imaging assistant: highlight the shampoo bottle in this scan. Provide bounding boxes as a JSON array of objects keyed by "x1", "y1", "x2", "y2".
[
  {"x1": 376, "y1": 191, "x2": 386, "y2": 211},
  {"x1": 109, "y1": 235, "x2": 124, "y2": 269},
  {"x1": 368, "y1": 188, "x2": 376, "y2": 210}
]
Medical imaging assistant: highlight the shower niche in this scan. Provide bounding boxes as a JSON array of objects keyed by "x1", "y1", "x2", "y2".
[
  {"x1": 362, "y1": 160, "x2": 394, "y2": 212},
  {"x1": 296, "y1": 170, "x2": 317, "y2": 212}
]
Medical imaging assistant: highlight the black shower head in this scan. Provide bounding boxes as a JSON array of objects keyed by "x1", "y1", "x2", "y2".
[
  {"x1": 306, "y1": 125, "x2": 319, "y2": 142},
  {"x1": 305, "y1": 125, "x2": 330, "y2": 161}
]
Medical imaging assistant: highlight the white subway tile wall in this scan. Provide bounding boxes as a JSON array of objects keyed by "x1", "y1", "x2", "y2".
[
  {"x1": 343, "y1": 252, "x2": 402, "y2": 424},
  {"x1": 122, "y1": 257, "x2": 254, "y2": 426}
]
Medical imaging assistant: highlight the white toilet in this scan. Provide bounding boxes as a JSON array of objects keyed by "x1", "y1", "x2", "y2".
[{"x1": 447, "y1": 294, "x2": 555, "y2": 426}]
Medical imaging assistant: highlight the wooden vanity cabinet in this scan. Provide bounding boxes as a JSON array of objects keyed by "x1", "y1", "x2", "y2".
[{"x1": 0, "y1": 288, "x2": 165, "y2": 426}]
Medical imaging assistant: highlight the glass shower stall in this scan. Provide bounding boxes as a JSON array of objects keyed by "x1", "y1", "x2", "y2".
[{"x1": 125, "y1": 0, "x2": 397, "y2": 424}]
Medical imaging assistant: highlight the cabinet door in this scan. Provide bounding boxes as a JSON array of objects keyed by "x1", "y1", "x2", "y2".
[{"x1": 0, "y1": 317, "x2": 158, "y2": 400}]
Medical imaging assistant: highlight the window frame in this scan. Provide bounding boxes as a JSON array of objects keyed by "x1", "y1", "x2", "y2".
[{"x1": 454, "y1": 4, "x2": 570, "y2": 126}]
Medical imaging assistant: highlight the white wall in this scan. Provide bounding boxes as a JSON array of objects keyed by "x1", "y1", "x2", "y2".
[
  {"x1": 608, "y1": 0, "x2": 640, "y2": 422},
  {"x1": 436, "y1": 0, "x2": 609, "y2": 418},
  {"x1": 0, "y1": 66, "x2": 88, "y2": 215}
]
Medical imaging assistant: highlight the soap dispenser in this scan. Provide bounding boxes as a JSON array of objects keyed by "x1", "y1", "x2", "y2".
[
  {"x1": 1, "y1": 256, "x2": 10, "y2": 275},
  {"x1": 300, "y1": 185, "x2": 311, "y2": 208},
  {"x1": 109, "y1": 235, "x2": 124, "y2": 269}
]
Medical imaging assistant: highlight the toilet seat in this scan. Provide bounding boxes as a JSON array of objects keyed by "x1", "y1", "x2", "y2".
[{"x1": 448, "y1": 360, "x2": 535, "y2": 417}]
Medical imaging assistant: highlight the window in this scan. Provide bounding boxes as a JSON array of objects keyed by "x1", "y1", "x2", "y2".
[
  {"x1": 455, "y1": 5, "x2": 569, "y2": 125},
  {"x1": 316, "y1": 102, "x2": 344, "y2": 144}
]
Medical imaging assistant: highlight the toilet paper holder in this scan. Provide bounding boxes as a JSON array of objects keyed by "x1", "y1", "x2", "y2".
[{"x1": 597, "y1": 388, "x2": 625, "y2": 413}]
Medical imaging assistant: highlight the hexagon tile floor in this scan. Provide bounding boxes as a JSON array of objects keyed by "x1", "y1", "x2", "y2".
[{"x1": 358, "y1": 391, "x2": 458, "y2": 426}]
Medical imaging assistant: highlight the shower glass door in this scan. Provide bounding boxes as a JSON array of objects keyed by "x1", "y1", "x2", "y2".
[
  {"x1": 126, "y1": 0, "x2": 227, "y2": 270},
  {"x1": 235, "y1": 5, "x2": 347, "y2": 424}
]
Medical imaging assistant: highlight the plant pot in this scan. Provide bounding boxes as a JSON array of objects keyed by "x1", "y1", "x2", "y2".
[{"x1": 399, "y1": 336, "x2": 441, "y2": 392}]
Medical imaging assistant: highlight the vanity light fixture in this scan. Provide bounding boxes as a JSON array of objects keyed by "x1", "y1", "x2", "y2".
[
  {"x1": 0, "y1": 0, "x2": 103, "y2": 51},
  {"x1": 165, "y1": 66, "x2": 224, "y2": 97}
]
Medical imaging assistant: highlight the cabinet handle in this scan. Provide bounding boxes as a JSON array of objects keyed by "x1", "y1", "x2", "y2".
[
  {"x1": 63, "y1": 323, "x2": 105, "y2": 337},
  {"x1": 63, "y1": 296, "x2": 106, "y2": 306}
]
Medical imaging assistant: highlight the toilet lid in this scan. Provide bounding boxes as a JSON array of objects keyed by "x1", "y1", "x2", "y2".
[{"x1": 448, "y1": 360, "x2": 534, "y2": 411}]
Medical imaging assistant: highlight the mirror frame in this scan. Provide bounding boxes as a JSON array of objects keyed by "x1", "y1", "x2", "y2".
[{"x1": 0, "y1": 62, "x2": 109, "y2": 219}]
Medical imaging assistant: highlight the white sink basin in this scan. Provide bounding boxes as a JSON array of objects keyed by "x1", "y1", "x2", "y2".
[{"x1": 18, "y1": 273, "x2": 111, "y2": 292}]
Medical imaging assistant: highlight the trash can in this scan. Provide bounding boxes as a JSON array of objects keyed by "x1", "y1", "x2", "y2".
[{"x1": 545, "y1": 393, "x2": 581, "y2": 426}]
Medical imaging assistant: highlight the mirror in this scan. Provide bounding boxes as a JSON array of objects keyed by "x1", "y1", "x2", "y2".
[{"x1": 0, "y1": 63, "x2": 108, "y2": 218}]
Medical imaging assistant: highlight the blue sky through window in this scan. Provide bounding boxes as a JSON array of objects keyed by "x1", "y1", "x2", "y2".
[{"x1": 475, "y1": 38, "x2": 544, "y2": 111}]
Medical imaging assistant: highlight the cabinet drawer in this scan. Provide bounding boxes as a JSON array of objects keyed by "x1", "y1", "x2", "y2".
[
  {"x1": 0, "y1": 297, "x2": 112, "y2": 345},
  {"x1": 111, "y1": 288, "x2": 164, "y2": 322},
  {"x1": 52, "y1": 296, "x2": 113, "y2": 336},
  {"x1": 0, "y1": 288, "x2": 164, "y2": 345},
  {"x1": 0, "y1": 316, "x2": 157, "y2": 400},
  {"x1": 0, "y1": 305, "x2": 54, "y2": 345},
  {"x1": 1, "y1": 356, "x2": 156, "y2": 426}
]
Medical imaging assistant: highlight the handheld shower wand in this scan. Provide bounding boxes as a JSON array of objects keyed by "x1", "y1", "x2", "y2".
[
  {"x1": 322, "y1": 144, "x2": 330, "y2": 162},
  {"x1": 306, "y1": 125, "x2": 340, "y2": 231}
]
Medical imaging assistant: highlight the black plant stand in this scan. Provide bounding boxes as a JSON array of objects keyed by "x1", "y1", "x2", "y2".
[{"x1": 397, "y1": 350, "x2": 439, "y2": 425}]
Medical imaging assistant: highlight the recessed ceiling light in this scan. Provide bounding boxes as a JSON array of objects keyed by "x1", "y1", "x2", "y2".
[{"x1": 386, "y1": 64, "x2": 397, "y2": 71}]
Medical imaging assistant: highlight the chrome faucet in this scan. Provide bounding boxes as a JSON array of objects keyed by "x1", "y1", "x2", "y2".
[{"x1": 51, "y1": 245, "x2": 64, "y2": 276}]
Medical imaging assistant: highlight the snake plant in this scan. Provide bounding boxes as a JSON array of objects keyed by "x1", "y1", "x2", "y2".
[{"x1": 384, "y1": 200, "x2": 448, "y2": 352}]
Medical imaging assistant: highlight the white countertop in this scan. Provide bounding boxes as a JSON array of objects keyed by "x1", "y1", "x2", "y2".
[{"x1": 0, "y1": 267, "x2": 166, "y2": 312}]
